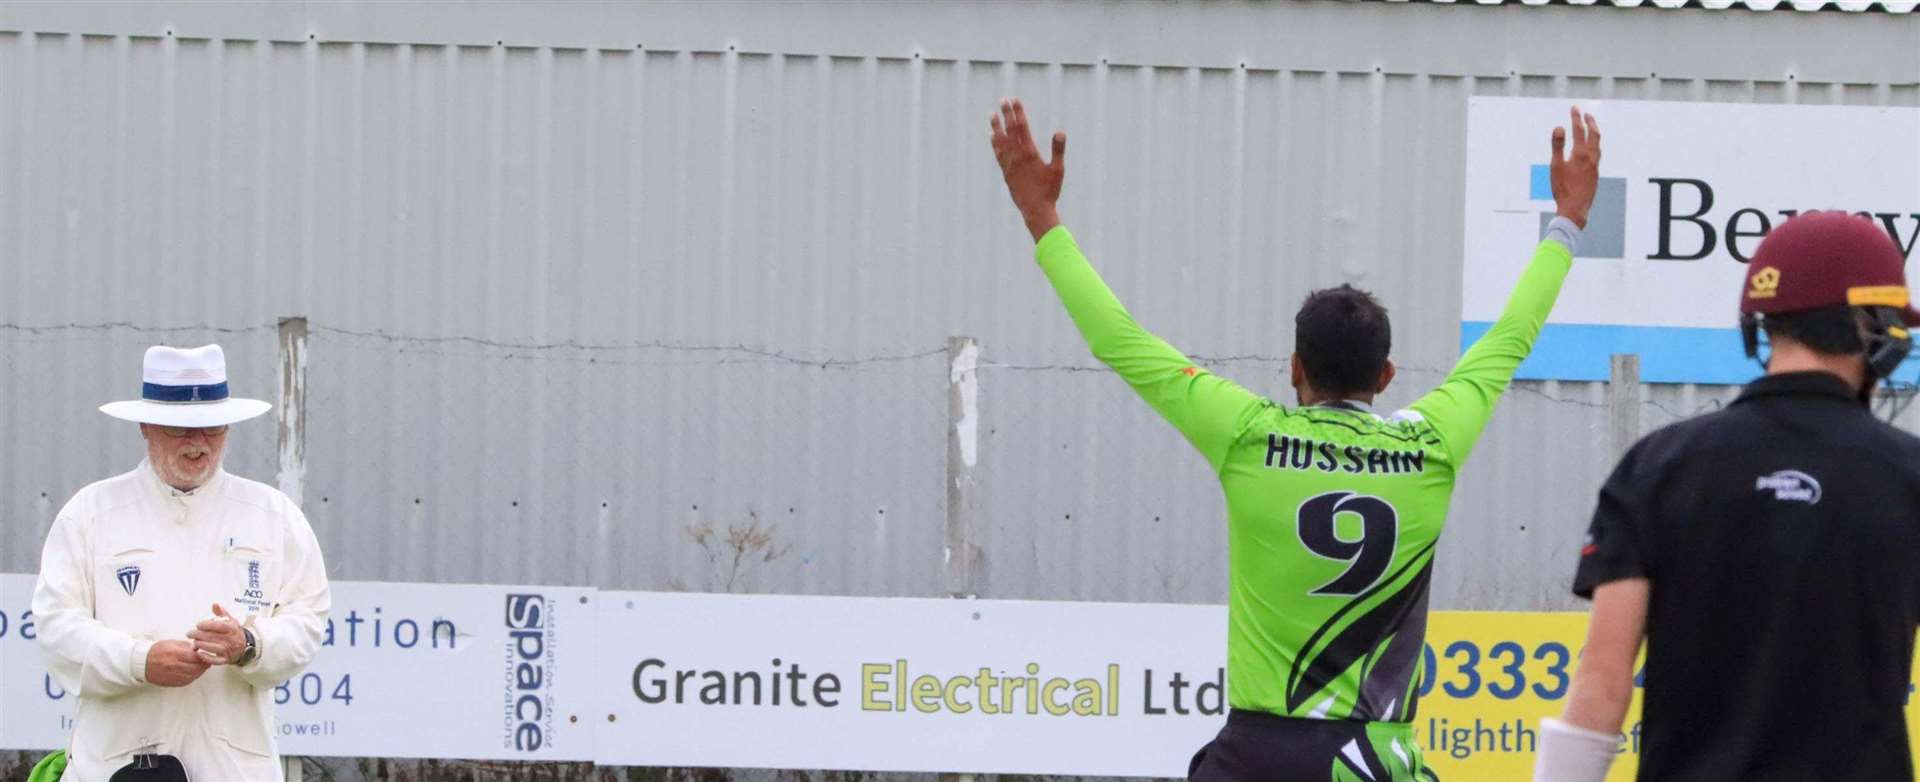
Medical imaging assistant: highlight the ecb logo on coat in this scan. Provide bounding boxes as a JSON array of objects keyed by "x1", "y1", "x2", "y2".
[
  {"x1": 235, "y1": 559, "x2": 269, "y2": 612},
  {"x1": 116, "y1": 565, "x2": 141, "y2": 596}
]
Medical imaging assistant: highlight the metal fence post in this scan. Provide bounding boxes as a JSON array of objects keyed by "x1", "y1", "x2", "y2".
[
  {"x1": 946, "y1": 336, "x2": 982, "y2": 600},
  {"x1": 276, "y1": 317, "x2": 309, "y2": 506},
  {"x1": 1609, "y1": 354, "x2": 1642, "y2": 461},
  {"x1": 276, "y1": 316, "x2": 308, "y2": 782},
  {"x1": 943, "y1": 337, "x2": 982, "y2": 782}
]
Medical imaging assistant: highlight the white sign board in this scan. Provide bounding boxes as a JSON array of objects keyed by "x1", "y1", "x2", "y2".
[
  {"x1": 0, "y1": 575, "x2": 596, "y2": 762},
  {"x1": 0, "y1": 573, "x2": 66, "y2": 751},
  {"x1": 593, "y1": 591, "x2": 1227, "y2": 777},
  {"x1": 1462, "y1": 97, "x2": 1920, "y2": 383},
  {"x1": 269, "y1": 581, "x2": 598, "y2": 761}
]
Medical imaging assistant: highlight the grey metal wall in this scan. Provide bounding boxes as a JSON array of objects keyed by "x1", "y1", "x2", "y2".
[{"x1": 2, "y1": 1, "x2": 1917, "y2": 619}]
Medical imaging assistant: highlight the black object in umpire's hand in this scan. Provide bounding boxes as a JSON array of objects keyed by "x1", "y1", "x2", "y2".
[{"x1": 109, "y1": 754, "x2": 189, "y2": 782}]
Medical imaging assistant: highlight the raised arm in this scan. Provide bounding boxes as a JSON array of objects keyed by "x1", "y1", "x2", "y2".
[
  {"x1": 1410, "y1": 107, "x2": 1602, "y2": 464},
  {"x1": 991, "y1": 98, "x2": 1261, "y2": 471}
]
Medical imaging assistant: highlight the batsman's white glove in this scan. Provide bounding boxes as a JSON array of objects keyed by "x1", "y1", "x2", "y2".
[{"x1": 1532, "y1": 717, "x2": 1618, "y2": 782}]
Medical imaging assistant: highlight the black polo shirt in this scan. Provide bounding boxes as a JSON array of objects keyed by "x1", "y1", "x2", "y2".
[{"x1": 1574, "y1": 371, "x2": 1920, "y2": 781}]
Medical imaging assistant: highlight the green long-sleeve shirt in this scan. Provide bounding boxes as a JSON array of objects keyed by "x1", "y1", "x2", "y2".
[{"x1": 1035, "y1": 225, "x2": 1572, "y2": 727}]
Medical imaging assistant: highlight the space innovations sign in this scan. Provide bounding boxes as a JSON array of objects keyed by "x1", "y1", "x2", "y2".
[
  {"x1": 0, "y1": 575, "x2": 597, "y2": 763},
  {"x1": 1462, "y1": 96, "x2": 1920, "y2": 385}
]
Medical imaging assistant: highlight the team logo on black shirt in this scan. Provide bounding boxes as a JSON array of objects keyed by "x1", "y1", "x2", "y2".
[{"x1": 1755, "y1": 470, "x2": 1822, "y2": 505}]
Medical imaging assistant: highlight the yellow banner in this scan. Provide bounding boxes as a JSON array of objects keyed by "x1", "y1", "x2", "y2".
[{"x1": 1422, "y1": 611, "x2": 1920, "y2": 781}]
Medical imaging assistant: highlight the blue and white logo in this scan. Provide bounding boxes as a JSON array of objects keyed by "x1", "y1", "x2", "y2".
[
  {"x1": 233, "y1": 559, "x2": 269, "y2": 613},
  {"x1": 1756, "y1": 470, "x2": 1822, "y2": 505},
  {"x1": 505, "y1": 593, "x2": 553, "y2": 753},
  {"x1": 1529, "y1": 164, "x2": 1628, "y2": 259},
  {"x1": 115, "y1": 565, "x2": 141, "y2": 596}
]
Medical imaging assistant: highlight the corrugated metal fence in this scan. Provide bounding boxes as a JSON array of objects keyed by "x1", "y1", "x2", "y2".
[{"x1": 1, "y1": 2, "x2": 1916, "y2": 779}]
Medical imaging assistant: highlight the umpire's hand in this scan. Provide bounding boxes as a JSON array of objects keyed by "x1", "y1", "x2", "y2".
[
  {"x1": 144, "y1": 640, "x2": 211, "y2": 687},
  {"x1": 188, "y1": 603, "x2": 249, "y2": 665}
]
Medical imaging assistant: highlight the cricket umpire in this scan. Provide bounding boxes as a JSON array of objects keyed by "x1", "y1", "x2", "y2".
[
  {"x1": 32, "y1": 344, "x2": 331, "y2": 781},
  {"x1": 1535, "y1": 211, "x2": 1920, "y2": 781}
]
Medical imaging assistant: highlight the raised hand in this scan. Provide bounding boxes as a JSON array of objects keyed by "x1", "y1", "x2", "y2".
[
  {"x1": 1551, "y1": 107, "x2": 1603, "y2": 230},
  {"x1": 988, "y1": 98, "x2": 1067, "y2": 242},
  {"x1": 145, "y1": 640, "x2": 211, "y2": 687}
]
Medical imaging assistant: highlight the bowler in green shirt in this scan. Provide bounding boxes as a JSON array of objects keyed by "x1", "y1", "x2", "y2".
[{"x1": 988, "y1": 98, "x2": 1603, "y2": 781}]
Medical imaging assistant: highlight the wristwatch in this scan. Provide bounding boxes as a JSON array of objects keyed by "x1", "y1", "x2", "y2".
[{"x1": 235, "y1": 628, "x2": 258, "y2": 667}]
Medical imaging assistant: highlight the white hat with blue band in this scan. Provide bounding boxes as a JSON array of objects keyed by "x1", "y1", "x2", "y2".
[{"x1": 98, "y1": 345, "x2": 272, "y2": 428}]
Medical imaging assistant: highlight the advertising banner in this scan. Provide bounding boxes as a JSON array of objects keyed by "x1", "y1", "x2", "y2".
[
  {"x1": 1462, "y1": 96, "x2": 1920, "y2": 384},
  {"x1": 593, "y1": 593, "x2": 1920, "y2": 780},
  {"x1": 268, "y1": 581, "x2": 599, "y2": 762},
  {"x1": 594, "y1": 593, "x2": 1614, "y2": 778},
  {"x1": 0, "y1": 573, "x2": 63, "y2": 752},
  {"x1": 1416, "y1": 612, "x2": 1635, "y2": 780},
  {"x1": 593, "y1": 591, "x2": 1226, "y2": 777},
  {"x1": 11, "y1": 575, "x2": 1920, "y2": 779},
  {"x1": 0, "y1": 576, "x2": 597, "y2": 763}
]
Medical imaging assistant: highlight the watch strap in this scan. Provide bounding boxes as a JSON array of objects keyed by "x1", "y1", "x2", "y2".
[{"x1": 236, "y1": 627, "x2": 258, "y2": 667}]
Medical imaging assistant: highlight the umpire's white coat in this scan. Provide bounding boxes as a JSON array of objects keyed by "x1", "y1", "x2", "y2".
[{"x1": 32, "y1": 461, "x2": 331, "y2": 781}]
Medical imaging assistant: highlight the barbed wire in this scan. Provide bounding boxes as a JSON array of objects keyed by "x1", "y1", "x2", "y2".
[
  {"x1": 0, "y1": 321, "x2": 277, "y2": 336},
  {"x1": 313, "y1": 325, "x2": 951, "y2": 367},
  {"x1": 0, "y1": 320, "x2": 1745, "y2": 417}
]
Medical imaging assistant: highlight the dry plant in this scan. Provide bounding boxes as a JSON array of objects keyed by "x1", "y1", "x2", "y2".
[{"x1": 667, "y1": 510, "x2": 794, "y2": 593}]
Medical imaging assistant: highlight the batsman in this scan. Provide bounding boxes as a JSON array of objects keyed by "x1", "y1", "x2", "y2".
[{"x1": 988, "y1": 98, "x2": 1602, "y2": 780}]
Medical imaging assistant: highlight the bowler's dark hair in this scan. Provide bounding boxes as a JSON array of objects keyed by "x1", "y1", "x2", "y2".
[
  {"x1": 1294, "y1": 284, "x2": 1392, "y2": 397},
  {"x1": 1761, "y1": 306, "x2": 1865, "y2": 356}
]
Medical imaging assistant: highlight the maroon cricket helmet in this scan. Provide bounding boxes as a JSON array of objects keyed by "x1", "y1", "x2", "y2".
[{"x1": 1740, "y1": 210, "x2": 1920, "y2": 327}]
